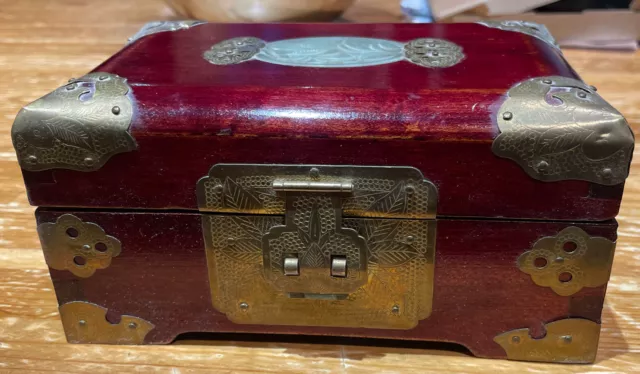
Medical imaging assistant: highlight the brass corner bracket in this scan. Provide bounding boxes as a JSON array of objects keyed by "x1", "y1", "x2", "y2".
[
  {"x1": 518, "y1": 226, "x2": 615, "y2": 296},
  {"x1": 12, "y1": 72, "x2": 137, "y2": 172},
  {"x1": 59, "y1": 301, "x2": 154, "y2": 344},
  {"x1": 127, "y1": 20, "x2": 206, "y2": 44},
  {"x1": 477, "y1": 20, "x2": 560, "y2": 50},
  {"x1": 38, "y1": 214, "x2": 122, "y2": 278},
  {"x1": 494, "y1": 318, "x2": 600, "y2": 363},
  {"x1": 492, "y1": 76, "x2": 634, "y2": 185}
]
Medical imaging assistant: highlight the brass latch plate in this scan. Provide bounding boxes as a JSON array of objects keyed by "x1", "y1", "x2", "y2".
[{"x1": 197, "y1": 164, "x2": 437, "y2": 329}]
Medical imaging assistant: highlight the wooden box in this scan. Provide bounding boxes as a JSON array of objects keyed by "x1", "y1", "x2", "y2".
[{"x1": 11, "y1": 21, "x2": 634, "y2": 363}]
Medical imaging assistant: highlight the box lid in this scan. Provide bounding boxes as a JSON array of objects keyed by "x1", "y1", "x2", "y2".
[{"x1": 12, "y1": 22, "x2": 633, "y2": 221}]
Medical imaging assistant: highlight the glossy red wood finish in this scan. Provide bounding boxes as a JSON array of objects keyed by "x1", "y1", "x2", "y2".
[
  {"x1": 38, "y1": 209, "x2": 616, "y2": 358},
  {"x1": 21, "y1": 23, "x2": 624, "y2": 220}
]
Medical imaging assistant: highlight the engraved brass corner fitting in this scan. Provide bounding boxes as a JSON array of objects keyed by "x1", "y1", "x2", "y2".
[
  {"x1": 12, "y1": 72, "x2": 137, "y2": 172},
  {"x1": 494, "y1": 318, "x2": 600, "y2": 363},
  {"x1": 518, "y1": 226, "x2": 615, "y2": 296},
  {"x1": 38, "y1": 214, "x2": 121, "y2": 278},
  {"x1": 493, "y1": 76, "x2": 634, "y2": 185},
  {"x1": 59, "y1": 301, "x2": 154, "y2": 344},
  {"x1": 127, "y1": 20, "x2": 205, "y2": 44},
  {"x1": 477, "y1": 21, "x2": 560, "y2": 50}
]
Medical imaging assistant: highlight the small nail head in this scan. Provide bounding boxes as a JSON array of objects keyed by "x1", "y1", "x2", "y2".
[
  {"x1": 26, "y1": 155, "x2": 38, "y2": 164},
  {"x1": 406, "y1": 235, "x2": 415, "y2": 244},
  {"x1": 542, "y1": 79, "x2": 552, "y2": 84},
  {"x1": 239, "y1": 302, "x2": 249, "y2": 310},
  {"x1": 111, "y1": 106, "x2": 121, "y2": 115},
  {"x1": 536, "y1": 160, "x2": 549, "y2": 172},
  {"x1": 128, "y1": 322, "x2": 137, "y2": 329},
  {"x1": 405, "y1": 185, "x2": 415, "y2": 194},
  {"x1": 309, "y1": 167, "x2": 320, "y2": 179},
  {"x1": 502, "y1": 111, "x2": 513, "y2": 121},
  {"x1": 601, "y1": 168, "x2": 613, "y2": 179},
  {"x1": 391, "y1": 305, "x2": 400, "y2": 314},
  {"x1": 78, "y1": 319, "x2": 87, "y2": 326},
  {"x1": 66, "y1": 84, "x2": 76, "y2": 90},
  {"x1": 213, "y1": 184, "x2": 223, "y2": 193},
  {"x1": 511, "y1": 335, "x2": 520, "y2": 344},
  {"x1": 82, "y1": 244, "x2": 91, "y2": 251},
  {"x1": 577, "y1": 91, "x2": 587, "y2": 98},
  {"x1": 84, "y1": 157, "x2": 94, "y2": 166},
  {"x1": 561, "y1": 335, "x2": 573, "y2": 344}
]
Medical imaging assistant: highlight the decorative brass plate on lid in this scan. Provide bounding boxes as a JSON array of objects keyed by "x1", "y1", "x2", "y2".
[
  {"x1": 38, "y1": 214, "x2": 121, "y2": 278},
  {"x1": 494, "y1": 318, "x2": 600, "y2": 363},
  {"x1": 59, "y1": 301, "x2": 154, "y2": 344},
  {"x1": 518, "y1": 226, "x2": 615, "y2": 296},
  {"x1": 493, "y1": 76, "x2": 634, "y2": 185},
  {"x1": 203, "y1": 37, "x2": 464, "y2": 69},
  {"x1": 197, "y1": 164, "x2": 437, "y2": 329},
  {"x1": 12, "y1": 72, "x2": 137, "y2": 172}
]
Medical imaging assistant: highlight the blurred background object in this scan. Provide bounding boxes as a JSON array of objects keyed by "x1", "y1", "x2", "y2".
[{"x1": 166, "y1": 0, "x2": 355, "y2": 22}]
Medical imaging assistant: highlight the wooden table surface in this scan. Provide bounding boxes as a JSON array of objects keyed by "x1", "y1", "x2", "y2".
[{"x1": 0, "y1": 0, "x2": 638, "y2": 373}]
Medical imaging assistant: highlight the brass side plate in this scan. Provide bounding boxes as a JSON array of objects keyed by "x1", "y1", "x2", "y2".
[
  {"x1": 518, "y1": 226, "x2": 615, "y2": 296},
  {"x1": 12, "y1": 72, "x2": 137, "y2": 171},
  {"x1": 199, "y1": 164, "x2": 437, "y2": 329},
  {"x1": 38, "y1": 214, "x2": 121, "y2": 278},
  {"x1": 493, "y1": 76, "x2": 634, "y2": 185},
  {"x1": 477, "y1": 21, "x2": 560, "y2": 50},
  {"x1": 494, "y1": 318, "x2": 600, "y2": 363},
  {"x1": 203, "y1": 215, "x2": 435, "y2": 329},
  {"x1": 197, "y1": 164, "x2": 438, "y2": 219},
  {"x1": 203, "y1": 36, "x2": 464, "y2": 69},
  {"x1": 59, "y1": 301, "x2": 154, "y2": 344}
]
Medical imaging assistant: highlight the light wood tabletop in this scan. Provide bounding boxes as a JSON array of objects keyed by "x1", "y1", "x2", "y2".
[{"x1": 0, "y1": 0, "x2": 638, "y2": 372}]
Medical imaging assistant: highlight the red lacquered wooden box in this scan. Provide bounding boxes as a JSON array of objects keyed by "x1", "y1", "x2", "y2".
[{"x1": 12, "y1": 21, "x2": 634, "y2": 363}]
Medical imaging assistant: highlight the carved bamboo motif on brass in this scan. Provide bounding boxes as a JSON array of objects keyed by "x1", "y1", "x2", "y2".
[{"x1": 493, "y1": 76, "x2": 634, "y2": 185}]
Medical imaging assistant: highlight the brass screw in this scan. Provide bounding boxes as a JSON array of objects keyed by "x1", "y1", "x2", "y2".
[
  {"x1": 78, "y1": 320, "x2": 87, "y2": 327},
  {"x1": 405, "y1": 185, "x2": 415, "y2": 195},
  {"x1": 227, "y1": 237, "x2": 236, "y2": 246},
  {"x1": 84, "y1": 157, "x2": 94, "y2": 166},
  {"x1": 239, "y1": 302, "x2": 249, "y2": 310},
  {"x1": 577, "y1": 91, "x2": 587, "y2": 99},
  {"x1": 601, "y1": 168, "x2": 613, "y2": 179},
  {"x1": 111, "y1": 106, "x2": 121, "y2": 115},
  {"x1": 82, "y1": 244, "x2": 91, "y2": 251},
  {"x1": 309, "y1": 167, "x2": 320, "y2": 179},
  {"x1": 213, "y1": 184, "x2": 223, "y2": 193},
  {"x1": 128, "y1": 322, "x2": 137, "y2": 329},
  {"x1": 391, "y1": 305, "x2": 400, "y2": 314},
  {"x1": 502, "y1": 111, "x2": 513, "y2": 121},
  {"x1": 26, "y1": 155, "x2": 38, "y2": 164},
  {"x1": 561, "y1": 335, "x2": 572, "y2": 344},
  {"x1": 555, "y1": 256, "x2": 565, "y2": 264},
  {"x1": 511, "y1": 336, "x2": 520, "y2": 344},
  {"x1": 406, "y1": 235, "x2": 415, "y2": 244}
]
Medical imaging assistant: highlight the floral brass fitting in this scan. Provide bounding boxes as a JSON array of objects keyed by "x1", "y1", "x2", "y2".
[
  {"x1": 494, "y1": 318, "x2": 600, "y2": 363},
  {"x1": 59, "y1": 301, "x2": 154, "y2": 344},
  {"x1": 493, "y1": 76, "x2": 634, "y2": 185},
  {"x1": 12, "y1": 72, "x2": 137, "y2": 171},
  {"x1": 38, "y1": 214, "x2": 122, "y2": 278},
  {"x1": 518, "y1": 226, "x2": 615, "y2": 296}
]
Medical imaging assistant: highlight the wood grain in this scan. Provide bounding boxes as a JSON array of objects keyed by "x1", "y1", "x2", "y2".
[{"x1": 0, "y1": 0, "x2": 639, "y2": 373}]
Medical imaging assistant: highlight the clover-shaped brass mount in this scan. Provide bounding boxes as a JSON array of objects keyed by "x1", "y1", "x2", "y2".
[
  {"x1": 517, "y1": 226, "x2": 615, "y2": 296},
  {"x1": 38, "y1": 214, "x2": 122, "y2": 278}
]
